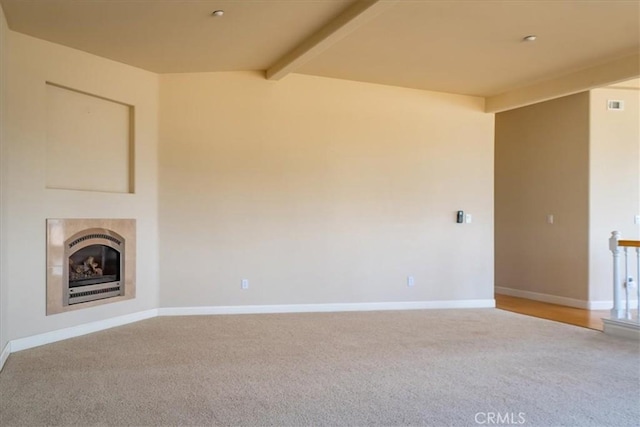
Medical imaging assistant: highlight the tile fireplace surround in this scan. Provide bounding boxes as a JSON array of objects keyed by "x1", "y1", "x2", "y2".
[{"x1": 46, "y1": 219, "x2": 136, "y2": 315}]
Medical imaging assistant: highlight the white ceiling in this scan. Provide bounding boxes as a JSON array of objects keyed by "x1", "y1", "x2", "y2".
[{"x1": 1, "y1": 0, "x2": 639, "y2": 97}]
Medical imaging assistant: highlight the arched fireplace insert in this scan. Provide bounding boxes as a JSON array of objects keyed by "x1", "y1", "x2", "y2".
[{"x1": 63, "y1": 228, "x2": 125, "y2": 305}]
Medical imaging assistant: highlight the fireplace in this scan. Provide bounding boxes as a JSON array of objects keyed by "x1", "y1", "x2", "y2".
[
  {"x1": 47, "y1": 219, "x2": 136, "y2": 315},
  {"x1": 65, "y1": 229, "x2": 125, "y2": 305}
]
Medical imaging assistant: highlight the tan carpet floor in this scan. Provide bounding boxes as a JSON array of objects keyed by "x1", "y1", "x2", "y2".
[{"x1": 0, "y1": 308, "x2": 638, "y2": 426}]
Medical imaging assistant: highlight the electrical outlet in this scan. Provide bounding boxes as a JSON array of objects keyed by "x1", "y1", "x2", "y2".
[
  {"x1": 241, "y1": 279, "x2": 249, "y2": 290},
  {"x1": 634, "y1": 215, "x2": 640, "y2": 225},
  {"x1": 407, "y1": 276, "x2": 415, "y2": 287}
]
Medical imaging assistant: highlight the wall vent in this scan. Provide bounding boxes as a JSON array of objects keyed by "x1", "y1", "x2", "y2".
[{"x1": 607, "y1": 100, "x2": 624, "y2": 111}]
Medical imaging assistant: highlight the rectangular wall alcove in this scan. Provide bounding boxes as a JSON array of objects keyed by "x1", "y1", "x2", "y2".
[
  {"x1": 45, "y1": 83, "x2": 134, "y2": 193},
  {"x1": 47, "y1": 219, "x2": 136, "y2": 315}
]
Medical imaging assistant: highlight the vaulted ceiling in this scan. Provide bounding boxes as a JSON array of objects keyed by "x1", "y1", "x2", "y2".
[{"x1": 2, "y1": 0, "x2": 639, "y2": 109}]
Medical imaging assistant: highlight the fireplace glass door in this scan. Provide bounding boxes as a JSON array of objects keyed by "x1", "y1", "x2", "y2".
[
  {"x1": 69, "y1": 244, "x2": 120, "y2": 287},
  {"x1": 63, "y1": 228, "x2": 125, "y2": 306}
]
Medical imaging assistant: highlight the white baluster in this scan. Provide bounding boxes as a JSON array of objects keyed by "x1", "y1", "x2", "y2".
[
  {"x1": 610, "y1": 231, "x2": 624, "y2": 319},
  {"x1": 636, "y1": 247, "x2": 640, "y2": 321},
  {"x1": 624, "y1": 247, "x2": 632, "y2": 320}
]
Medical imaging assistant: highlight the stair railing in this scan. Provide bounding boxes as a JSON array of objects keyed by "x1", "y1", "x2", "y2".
[{"x1": 609, "y1": 231, "x2": 640, "y2": 322}]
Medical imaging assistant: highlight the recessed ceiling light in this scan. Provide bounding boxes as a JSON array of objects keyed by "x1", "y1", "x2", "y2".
[
  {"x1": 523, "y1": 35, "x2": 537, "y2": 42},
  {"x1": 212, "y1": 10, "x2": 224, "y2": 17}
]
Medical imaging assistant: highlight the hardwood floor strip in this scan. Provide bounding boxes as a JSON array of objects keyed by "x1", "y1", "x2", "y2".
[{"x1": 495, "y1": 294, "x2": 608, "y2": 331}]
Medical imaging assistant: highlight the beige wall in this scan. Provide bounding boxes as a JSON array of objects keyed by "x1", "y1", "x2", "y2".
[
  {"x1": 1, "y1": 29, "x2": 495, "y2": 348},
  {"x1": 159, "y1": 72, "x2": 494, "y2": 307},
  {"x1": 495, "y1": 93, "x2": 591, "y2": 301},
  {"x1": 1, "y1": 30, "x2": 159, "y2": 342},
  {"x1": 0, "y1": 4, "x2": 7, "y2": 351},
  {"x1": 589, "y1": 88, "x2": 640, "y2": 301}
]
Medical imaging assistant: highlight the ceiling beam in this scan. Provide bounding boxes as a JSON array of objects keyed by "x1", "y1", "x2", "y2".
[
  {"x1": 266, "y1": 0, "x2": 397, "y2": 81},
  {"x1": 485, "y1": 53, "x2": 640, "y2": 113}
]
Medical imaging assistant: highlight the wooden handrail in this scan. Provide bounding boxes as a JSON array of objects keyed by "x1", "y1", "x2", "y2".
[{"x1": 618, "y1": 240, "x2": 640, "y2": 247}]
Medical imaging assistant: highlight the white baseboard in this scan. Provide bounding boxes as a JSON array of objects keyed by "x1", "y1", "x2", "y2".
[
  {"x1": 9, "y1": 309, "x2": 158, "y2": 353},
  {"x1": 587, "y1": 300, "x2": 639, "y2": 310},
  {"x1": 0, "y1": 342, "x2": 10, "y2": 372},
  {"x1": 495, "y1": 286, "x2": 638, "y2": 311},
  {"x1": 588, "y1": 301, "x2": 613, "y2": 310},
  {"x1": 158, "y1": 299, "x2": 495, "y2": 316},
  {"x1": 1, "y1": 299, "x2": 494, "y2": 366},
  {"x1": 603, "y1": 318, "x2": 640, "y2": 340}
]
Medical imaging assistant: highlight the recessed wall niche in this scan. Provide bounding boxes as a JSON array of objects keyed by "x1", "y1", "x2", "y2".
[{"x1": 45, "y1": 83, "x2": 134, "y2": 193}]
